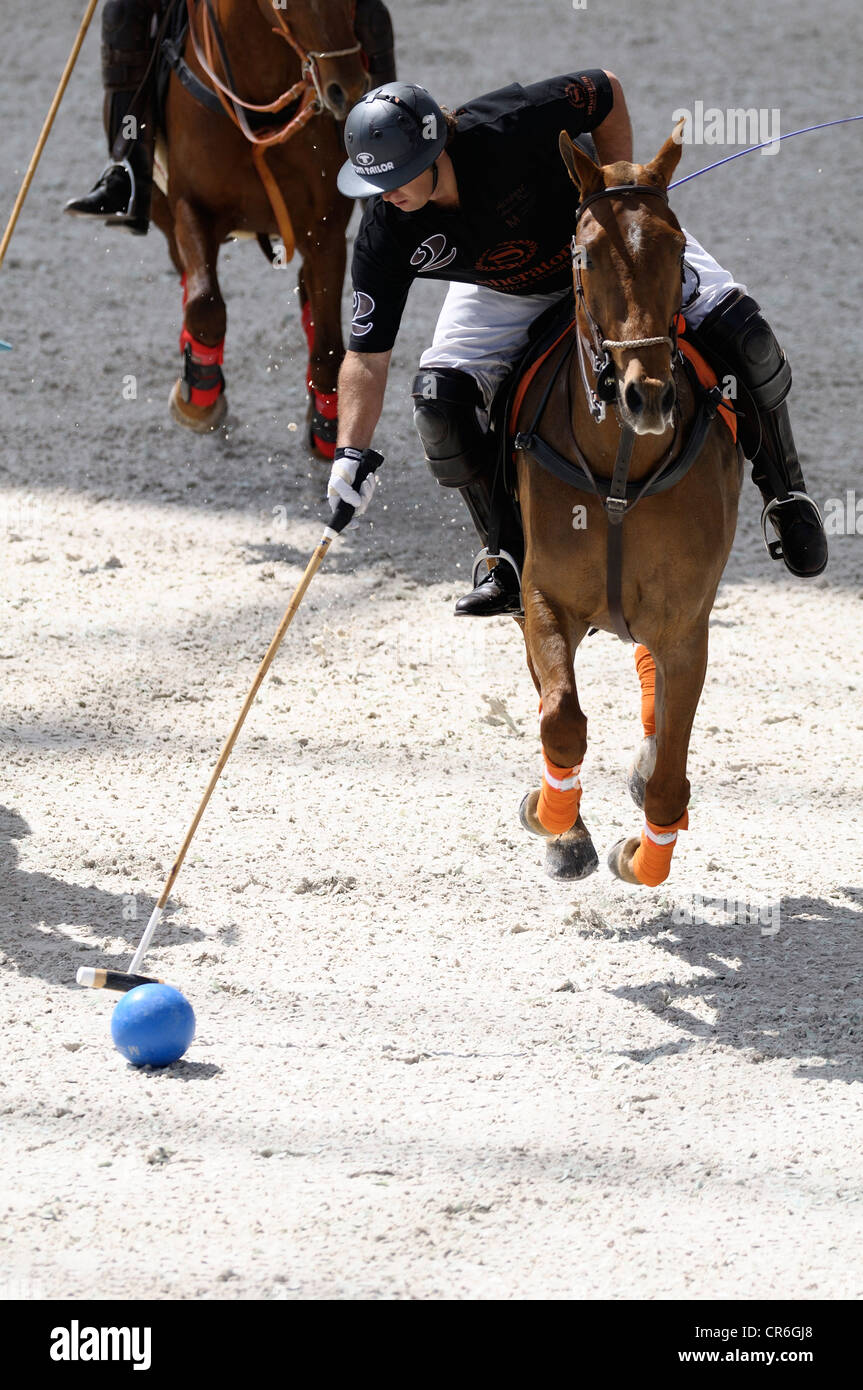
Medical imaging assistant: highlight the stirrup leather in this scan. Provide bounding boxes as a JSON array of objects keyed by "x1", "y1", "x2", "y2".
[{"x1": 760, "y1": 491, "x2": 824, "y2": 561}]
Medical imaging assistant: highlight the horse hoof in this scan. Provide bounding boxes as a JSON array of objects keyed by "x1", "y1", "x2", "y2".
[
  {"x1": 169, "y1": 381, "x2": 227, "y2": 433},
  {"x1": 518, "y1": 789, "x2": 550, "y2": 839},
  {"x1": 607, "y1": 835, "x2": 642, "y2": 884},
  {"x1": 544, "y1": 816, "x2": 599, "y2": 881},
  {"x1": 627, "y1": 735, "x2": 656, "y2": 809}
]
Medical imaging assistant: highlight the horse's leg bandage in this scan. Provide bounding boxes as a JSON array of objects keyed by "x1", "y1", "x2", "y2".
[
  {"x1": 537, "y1": 754, "x2": 583, "y2": 835},
  {"x1": 179, "y1": 328, "x2": 225, "y2": 409},
  {"x1": 308, "y1": 388, "x2": 338, "y2": 459},
  {"x1": 634, "y1": 644, "x2": 656, "y2": 739},
  {"x1": 631, "y1": 809, "x2": 689, "y2": 886}
]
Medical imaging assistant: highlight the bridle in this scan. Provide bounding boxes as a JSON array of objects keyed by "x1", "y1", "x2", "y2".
[
  {"x1": 268, "y1": 1, "x2": 362, "y2": 112},
  {"x1": 186, "y1": 0, "x2": 362, "y2": 138},
  {"x1": 571, "y1": 183, "x2": 681, "y2": 423}
]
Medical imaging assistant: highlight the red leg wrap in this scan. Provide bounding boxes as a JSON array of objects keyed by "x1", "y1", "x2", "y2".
[
  {"x1": 309, "y1": 386, "x2": 338, "y2": 459},
  {"x1": 179, "y1": 327, "x2": 225, "y2": 410}
]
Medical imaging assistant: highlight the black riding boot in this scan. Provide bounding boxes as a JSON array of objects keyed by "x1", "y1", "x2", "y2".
[
  {"x1": 64, "y1": 0, "x2": 160, "y2": 234},
  {"x1": 692, "y1": 290, "x2": 827, "y2": 577},
  {"x1": 354, "y1": 0, "x2": 397, "y2": 85},
  {"x1": 412, "y1": 367, "x2": 523, "y2": 617}
]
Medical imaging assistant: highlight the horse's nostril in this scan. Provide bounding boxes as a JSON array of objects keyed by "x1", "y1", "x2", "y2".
[
  {"x1": 326, "y1": 83, "x2": 346, "y2": 112},
  {"x1": 624, "y1": 383, "x2": 643, "y2": 415},
  {"x1": 661, "y1": 382, "x2": 676, "y2": 415}
]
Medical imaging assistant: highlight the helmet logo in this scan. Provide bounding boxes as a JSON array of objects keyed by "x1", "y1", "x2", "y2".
[
  {"x1": 422, "y1": 114, "x2": 438, "y2": 141},
  {"x1": 356, "y1": 152, "x2": 375, "y2": 165}
]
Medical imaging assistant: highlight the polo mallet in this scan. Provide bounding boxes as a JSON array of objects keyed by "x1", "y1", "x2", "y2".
[
  {"x1": 0, "y1": 0, "x2": 101, "y2": 283},
  {"x1": 76, "y1": 459, "x2": 381, "y2": 992}
]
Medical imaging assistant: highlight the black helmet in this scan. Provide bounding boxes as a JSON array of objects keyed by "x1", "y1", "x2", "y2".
[{"x1": 337, "y1": 82, "x2": 447, "y2": 197}]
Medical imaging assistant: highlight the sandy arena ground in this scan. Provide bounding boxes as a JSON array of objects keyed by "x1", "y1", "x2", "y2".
[{"x1": 1, "y1": 0, "x2": 861, "y2": 1300}]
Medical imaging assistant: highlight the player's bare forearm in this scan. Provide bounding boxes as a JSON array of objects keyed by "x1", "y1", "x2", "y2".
[
  {"x1": 593, "y1": 71, "x2": 633, "y2": 164},
  {"x1": 336, "y1": 349, "x2": 391, "y2": 449}
]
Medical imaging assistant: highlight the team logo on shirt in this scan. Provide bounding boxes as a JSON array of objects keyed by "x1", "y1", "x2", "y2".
[
  {"x1": 351, "y1": 290, "x2": 376, "y2": 337},
  {"x1": 475, "y1": 239, "x2": 538, "y2": 273},
  {"x1": 565, "y1": 77, "x2": 598, "y2": 115},
  {"x1": 410, "y1": 233, "x2": 457, "y2": 273}
]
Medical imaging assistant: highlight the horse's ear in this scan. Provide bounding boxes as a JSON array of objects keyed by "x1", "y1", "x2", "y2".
[
  {"x1": 645, "y1": 118, "x2": 686, "y2": 187},
  {"x1": 559, "y1": 131, "x2": 604, "y2": 198}
]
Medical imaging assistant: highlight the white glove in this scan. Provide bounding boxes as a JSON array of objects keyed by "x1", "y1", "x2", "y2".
[{"x1": 327, "y1": 446, "x2": 380, "y2": 520}]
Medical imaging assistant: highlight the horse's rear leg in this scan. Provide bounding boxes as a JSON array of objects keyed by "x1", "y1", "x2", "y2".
[
  {"x1": 169, "y1": 198, "x2": 227, "y2": 433},
  {"x1": 610, "y1": 629, "x2": 708, "y2": 886},
  {"x1": 299, "y1": 230, "x2": 347, "y2": 460},
  {"x1": 520, "y1": 594, "x2": 597, "y2": 880}
]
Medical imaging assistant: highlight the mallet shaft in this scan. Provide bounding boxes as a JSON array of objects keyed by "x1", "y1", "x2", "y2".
[{"x1": 127, "y1": 534, "x2": 334, "y2": 974}]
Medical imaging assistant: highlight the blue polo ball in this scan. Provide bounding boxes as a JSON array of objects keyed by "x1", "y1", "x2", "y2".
[{"x1": 111, "y1": 984, "x2": 195, "y2": 1067}]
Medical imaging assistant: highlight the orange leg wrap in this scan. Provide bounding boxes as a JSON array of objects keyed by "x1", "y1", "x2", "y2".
[
  {"x1": 630, "y1": 809, "x2": 689, "y2": 886},
  {"x1": 536, "y1": 754, "x2": 582, "y2": 836},
  {"x1": 634, "y1": 644, "x2": 656, "y2": 738}
]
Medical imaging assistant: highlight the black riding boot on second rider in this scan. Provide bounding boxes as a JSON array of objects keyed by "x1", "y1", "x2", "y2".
[
  {"x1": 63, "y1": 0, "x2": 398, "y2": 235},
  {"x1": 414, "y1": 290, "x2": 828, "y2": 619}
]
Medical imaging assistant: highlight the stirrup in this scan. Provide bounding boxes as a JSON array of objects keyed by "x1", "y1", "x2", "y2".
[
  {"x1": 103, "y1": 157, "x2": 138, "y2": 222},
  {"x1": 471, "y1": 547, "x2": 524, "y2": 609},
  {"x1": 760, "y1": 491, "x2": 824, "y2": 561}
]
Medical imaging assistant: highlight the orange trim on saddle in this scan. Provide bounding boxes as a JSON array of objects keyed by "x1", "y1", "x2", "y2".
[
  {"x1": 631, "y1": 808, "x2": 689, "y2": 887},
  {"x1": 676, "y1": 315, "x2": 737, "y2": 442},
  {"x1": 509, "y1": 321, "x2": 575, "y2": 442},
  {"x1": 634, "y1": 644, "x2": 656, "y2": 738}
]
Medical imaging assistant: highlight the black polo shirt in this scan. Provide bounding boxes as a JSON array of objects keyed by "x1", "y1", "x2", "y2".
[{"x1": 347, "y1": 70, "x2": 613, "y2": 353}]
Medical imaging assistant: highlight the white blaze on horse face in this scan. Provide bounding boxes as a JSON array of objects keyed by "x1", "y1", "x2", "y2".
[{"x1": 625, "y1": 222, "x2": 643, "y2": 257}]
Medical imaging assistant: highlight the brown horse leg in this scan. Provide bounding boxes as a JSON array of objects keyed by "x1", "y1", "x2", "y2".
[
  {"x1": 610, "y1": 628, "x2": 708, "y2": 886},
  {"x1": 519, "y1": 592, "x2": 598, "y2": 881},
  {"x1": 300, "y1": 231, "x2": 347, "y2": 461},
  {"x1": 169, "y1": 198, "x2": 227, "y2": 433}
]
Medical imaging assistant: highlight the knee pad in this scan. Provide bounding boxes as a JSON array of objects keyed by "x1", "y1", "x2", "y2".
[
  {"x1": 411, "y1": 368, "x2": 490, "y2": 487},
  {"x1": 694, "y1": 290, "x2": 792, "y2": 412}
]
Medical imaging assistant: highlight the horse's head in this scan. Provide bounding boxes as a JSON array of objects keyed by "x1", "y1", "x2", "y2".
[
  {"x1": 262, "y1": 0, "x2": 371, "y2": 119},
  {"x1": 561, "y1": 122, "x2": 686, "y2": 435}
]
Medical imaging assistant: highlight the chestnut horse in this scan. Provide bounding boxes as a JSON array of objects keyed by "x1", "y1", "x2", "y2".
[
  {"x1": 151, "y1": 0, "x2": 371, "y2": 453},
  {"x1": 514, "y1": 125, "x2": 742, "y2": 887}
]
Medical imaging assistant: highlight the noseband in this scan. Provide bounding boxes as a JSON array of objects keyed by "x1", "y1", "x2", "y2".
[{"x1": 571, "y1": 183, "x2": 680, "y2": 422}]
